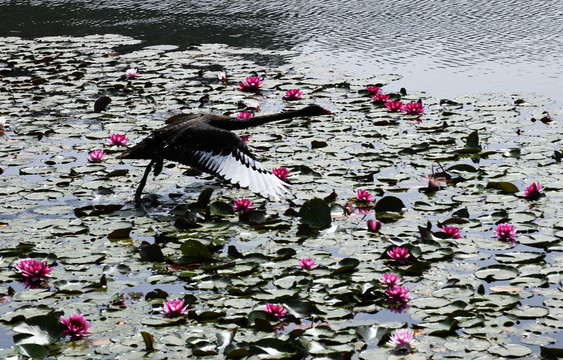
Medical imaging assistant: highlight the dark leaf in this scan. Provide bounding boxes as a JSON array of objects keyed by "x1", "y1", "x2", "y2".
[
  {"x1": 13, "y1": 314, "x2": 62, "y2": 346},
  {"x1": 14, "y1": 344, "x2": 48, "y2": 360},
  {"x1": 374, "y1": 196, "x2": 405, "y2": 213},
  {"x1": 331, "y1": 258, "x2": 360, "y2": 274},
  {"x1": 73, "y1": 204, "x2": 124, "y2": 217},
  {"x1": 239, "y1": 210, "x2": 266, "y2": 224},
  {"x1": 541, "y1": 346, "x2": 563, "y2": 359},
  {"x1": 174, "y1": 217, "x2": 202, "y2": 229},
  {"x1": 139, "y1": 242, "x2": 165, "y2": 262},
  {"x1": 299, "y1": 198, "x2": 331, "y2": 229},
  {"x1": 283, "y1": 299, "x2": 325, "y2": 318},
  {"x1": 196, "y1": 188, "x2": 214, "y2": 207},
  {"x1": 486, "y1": 181, "x2": 519, "y2": 194},
  {"x1": 141, "y1": 331, "x2": 155, "y2": 351},
  {"x1": 209, "y1": 201, "x2": 235, "y2": 216},
  {"x1": 356, "y1": 325, "x2": 389, "y2": 346},
  {"x1": 93, "y1": 96, "x2": 111, "y2": 112},
  {"x1": 180, "y1": 240, "x2": 213, "y2": 260},
  {"x1": 107, "y1": 227, "x2": 131, "y2": 239},
  {"x1": 311, "y1": 140, "x2": 327, "y2": 149},
  {"x1": 452, "y1": 208, "x2": 470, "y2": 218},
  {"x1": 465, "y1": 130, "x2": 481, "y2": 149}
]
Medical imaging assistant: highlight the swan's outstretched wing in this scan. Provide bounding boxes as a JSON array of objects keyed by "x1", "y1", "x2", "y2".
[{"x1": 157, "y1": 121, "x2": 289, "y2": 200}]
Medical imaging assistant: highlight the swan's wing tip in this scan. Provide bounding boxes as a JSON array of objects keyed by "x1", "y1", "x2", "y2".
[
  {"x1": 264, "y1": 181, "x2": 291, "y2": 202},
  {"x1": 188, "y1": 149, "x2": 292, "y2": 201}
]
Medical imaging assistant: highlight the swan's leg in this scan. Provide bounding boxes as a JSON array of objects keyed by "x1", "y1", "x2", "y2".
[{"x1": 135, "y1": 159, "x2": 156, "y2": 205}]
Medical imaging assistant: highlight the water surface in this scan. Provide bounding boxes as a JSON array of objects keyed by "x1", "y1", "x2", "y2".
[{"x1": 0, "y1": 0, "x2": 562, "y2": 100}]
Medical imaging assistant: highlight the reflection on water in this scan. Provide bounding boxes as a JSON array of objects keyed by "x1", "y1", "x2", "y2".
[{"x1": 0, "y1": 0, "x2": 562, "y2": 99}]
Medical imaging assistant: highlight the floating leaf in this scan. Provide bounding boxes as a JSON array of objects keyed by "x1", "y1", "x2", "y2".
[
  {"x1": 541, "y1": 346, "x2": 563, "y2": 359},
  {"x1": 180, "y1": 240, "x2": 213, "y2": 260},
  {"x1": 13, "y1": 314, "x2": 61, "y2": 346},
  {"x1": 486, "y1": 181, "x2": 519, "y2": 194},
  {"x1": 94, "y1": 96, "x2": 111, "y2": 112},
  {"x1": 239, "y1": 210, "x2": 267, "y2": 224},
  {"x1": 331, "y1": 258, "x2": 360, "y2": 274},
  {"x1": 139, "y1": 242, "x2": 165, "y2": 262},
  {"x1": 299, "y1": 198, "x2": 331, "y2": 229},
  {"x1": 374, "y1": 196, "x2": 405, "y2": 213},
  {"x1": 141, "y1": 331, "x2": 155, "y2": 351},
  {"x1": 209, "y1": 201, "x2": 235, "y2": 216},
  {"x1": 495, "y1": 252, "x2": 545, "y2": 264},
  {"x1": 14, "y1": 343, "x2": 48, "y2": 360},
  {"x1": 475, "y1": 265, "x2": 519, "y2": 281},
  {"x1": 489, "y1": 343, "x2": 532, "y2": 357},
  {"x1": 283, "y1": 299, "x2": 324, "y2": 318},
  {"x1": 509, "y1": 305, "x2": 549, "y2": 319},
  {"x1": 416, "y1": 317, "x2": 458, "y2": 335},
  {"x1": 73, "y1": 204, "x2": 123, "y2": 217},
  {"x1": 108, "y1": 226, "x2": 132, "y2": 239},
  {"x1": 196, "y1": 188, "x2": 214, "y2": 207},
  {"x1": 356, "y1": 325, "x2": 388, "y2": 346}
]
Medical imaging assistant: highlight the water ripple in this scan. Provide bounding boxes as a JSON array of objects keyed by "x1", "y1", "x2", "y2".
[{"x1": 0, "y1": 0, "x2": 561, "y2": 98}]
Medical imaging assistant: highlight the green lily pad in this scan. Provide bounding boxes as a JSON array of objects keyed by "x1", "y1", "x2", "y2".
[
  {"x1": 495, "y1": 251, "x2": 545, "y2": 264},
  {"x1": 300, "y1": 198, "x2": 331, "y2": 229},
  {"x1": 488, "y1": 343, "x2": 532, "y2": 357},
  {"x1": 486, "y1": 181, "x2": 519, "y2": 194},
  {"x1": 475, "y1": 265, "x2": 519, "y2": 281}
]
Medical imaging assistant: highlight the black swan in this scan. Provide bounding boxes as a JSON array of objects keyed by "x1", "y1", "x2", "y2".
[{"x1": 118, "y1": 104, "x2": 332, "y2": 203}]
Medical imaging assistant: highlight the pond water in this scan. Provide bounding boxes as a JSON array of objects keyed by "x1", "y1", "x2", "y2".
[
  {"x1": 0, "y1": 0, "x2": 562, "y2": 102},
  {"x1": 0, "y1": 2, "x2": 562, "y2": 359}
]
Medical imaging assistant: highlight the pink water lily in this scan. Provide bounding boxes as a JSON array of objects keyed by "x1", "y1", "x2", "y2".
[
  {"x1": 109, "y1": 134, "x2": 128, "y2": 146},
  {"x1": 402, "y1": 102, "x2": 425, "y2": 115},
  {"x1": 217, "y1": 73, "x2": 227, "y2": 82},
  {"x1": 299, "y1": 258, "x2": 316, "y2": 269},
  {"x1": 367, "y1": 219, "x2": 382, "y2": 232},
  {"x1": 15, "y1": 258, "x2": 53, "y2": 282},
  {"x1": 385, "y1": 285, "x2": 411, "y2": 303},
  {"x1": 372, "y1": 93, "x2": 390, "y2": 102},
  {"x1": 283, "y1": 88, "x2": 303, "y2": 100},
  {"x1": 239, "y1": 135, "x2": 251, "y2": 143},
  {"x1": 233, "y1": 198, "x2": 256, "y2": 212},
  {"x1": 125, "y1": 68, "x2": 138, "y2": 78},
  {"x1": 60, "y1": 312, "x2": 91, "y2": 340},
  {"x1": 239, "y1": 76, "x2": 263, "y2": 92},
  {"x1": 366, "y1": 86, "x2": 381, "y2": 96},
  {"x1": 263, "y1": 303, "x2": 287, "y2": 320},
  {"x1": 356, "y1": 189, "x2": 373, "y2": 202},
  {"x1": 387, "y1": 247, "x2": 411, "y2": 264},
  {"x1": 88, "y1": 150, "x2": 105, "y2": 163},
  {"x1": 524, "y1": 182, "x2": 542, "y2": 200},
  {"x1": 381, "y1": 273, "x2": 401, "y2": 287},
  {"x1": 495, "y1": 222, "x2": 518, "y2": 243},
  {"x1": 387, "y1": 328, "x2": 415, "y2": 350},
  {"x1": 438, "y1": 225, "x2": 461, "y2": 239},
  {"x1": 236, "y1": 111, "x2": 253, "y2": 119},
  {"x1": 160, "y1": 298, "x2": 190, "y2": 317},
  {"x1": 385, "y1": 100, "x2": 404, "y2": 112},
  {"x1": 273, "y1": 167, "x2": 290, "y2": 182}
]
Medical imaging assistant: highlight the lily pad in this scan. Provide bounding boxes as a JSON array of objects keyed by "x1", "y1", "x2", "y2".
[
  {"x1": 300, "y1": 198, "x2": 331, "y2": 229},
  {"x1": 475, "y1": 265, "x2": 519, "y2": 281}
]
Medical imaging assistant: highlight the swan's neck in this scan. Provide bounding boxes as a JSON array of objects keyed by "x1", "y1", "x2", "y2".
[{"x1": 211, "y1": 108, "x2": 314, "y2": 130}]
